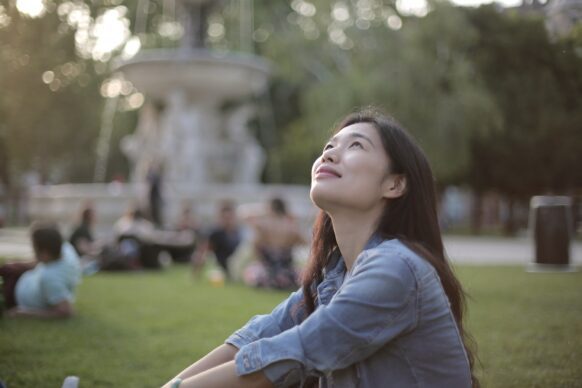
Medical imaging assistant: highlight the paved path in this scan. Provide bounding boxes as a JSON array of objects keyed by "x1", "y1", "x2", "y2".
[
  {"x1": 1, "y1": 227, "x2": 580, "y2": 266},
  {"x1": 444, "y1": 235, "x2": 581, "y2": 266}
]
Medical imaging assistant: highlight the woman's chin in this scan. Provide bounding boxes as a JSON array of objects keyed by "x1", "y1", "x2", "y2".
[
  {"x1": 310, "y1": 188, "x2": 326, "y2": 209},
  {"x1": 310, "y1": 188, "x2": 340, "y2": 212}
]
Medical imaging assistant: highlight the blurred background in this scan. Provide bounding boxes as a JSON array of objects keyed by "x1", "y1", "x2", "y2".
[
  {"x1": 0, "y1": 0, "x2": 581, "y2": 238},
  {"x1": 1, "y1": 2, "x2": 582, "y2": 386}
]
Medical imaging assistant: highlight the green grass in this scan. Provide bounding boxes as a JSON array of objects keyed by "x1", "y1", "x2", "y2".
[
  {"x1": 1, "y1": 265, "x2": 581, "y2": 387},
  {"x1": 457, "y1": 266, "x2": 582, "y2": 388}
]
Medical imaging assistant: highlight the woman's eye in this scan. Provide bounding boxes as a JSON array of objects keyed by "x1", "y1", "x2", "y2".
[
  {"x1": 349, "y1": 141, "x2": 363, "y2": 149},
  {"x1": 323, "y1": 143, "x2": 333, "y2": 151}
]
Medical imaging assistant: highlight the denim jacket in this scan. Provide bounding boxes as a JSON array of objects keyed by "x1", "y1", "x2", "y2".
[{"x1": 225, "y1": 236, "x2": 472, "y2": 387}]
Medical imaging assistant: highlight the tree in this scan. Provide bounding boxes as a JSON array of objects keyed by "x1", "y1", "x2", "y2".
[
  {"x1": 0, "y1": 0, "x2": 144, "y2": 222},
  {"x1": 464, "y1": 5, "x2": 582, "y2": 233},
  {"x1": 249, "y1": 1, "x2": 499, "y2": 184},
  {"x1": 0, "y1": 2, "x2": 104, "y2": 184}
]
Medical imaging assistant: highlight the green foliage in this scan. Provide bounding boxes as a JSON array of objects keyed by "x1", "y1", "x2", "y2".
[
  {"x1": 251, "y1": 2, "x2": 499, "y2": 184},
  {"x1": 0, "y1": 265, "x2": 581, "y2": 386},
  {"x1": 0, "y1": 2, "x2": 104, "y2": 183},
  {"x1": 465, "y1": 6, "x2": 582, "y2": 197},
  {"x1": 1, "y1": 0, "x2": 581, "y2": 195}
]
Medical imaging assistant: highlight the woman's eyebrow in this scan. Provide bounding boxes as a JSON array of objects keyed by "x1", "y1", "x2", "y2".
[{"x1": 330, "y1": 132, "x2": 375, "y2": 147}]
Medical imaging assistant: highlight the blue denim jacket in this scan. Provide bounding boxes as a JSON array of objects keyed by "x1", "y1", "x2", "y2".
[{"x1": 226, "y1": 236, "x2": 472, "y2": 387}]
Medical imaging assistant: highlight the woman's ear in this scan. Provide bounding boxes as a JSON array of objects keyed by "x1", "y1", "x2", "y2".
[{"x1": 383, "y1": 174, "x2": 407, "y2": 199}]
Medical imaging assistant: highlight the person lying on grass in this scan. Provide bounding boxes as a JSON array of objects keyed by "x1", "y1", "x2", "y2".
[{"x1": 0, "y1": 222, "x2": 81, "y2": 319}]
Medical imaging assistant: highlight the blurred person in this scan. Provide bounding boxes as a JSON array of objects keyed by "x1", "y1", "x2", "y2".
[
  {"x1": 168, "y1": 203, "x2": 200, "y2": 263},
  {"x1": 163, "y1": 109, "x2": 477, "y2": 387},
  {"x1": 105, "y1": 206, "x2": 158, "y2": 270},
  {"x1": 242, "y1": 197, "x2": 305, "y2": 290},
  {"x1": 192, "y1": 201, "x2": 242, "y2": 278},
  {"x1": 147, "y1": 162, "x2": 164, "y2": 227},
  {"x1": 113, "y1": 206, "x2": 157, "y2": 243},
  {"x1": 175, "y1": 203, "x2": 201, "y2": 240},
  {"x1": 69, "y1": 203, "x2": 103, "y2": 275},
  {"x1": 0, "y1": 222, "x2": 81, "y2": 319},
  {"x1": 104, "y1": 205, "x2": 194, "y2": 270},
  {"x1": 70, "y1": 204, "x2": 97, "y2": 257}
]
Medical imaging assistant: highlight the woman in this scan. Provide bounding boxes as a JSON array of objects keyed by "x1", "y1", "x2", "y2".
[{"x1": 163, "y1": 109, "x2": 478, "y2": 387}]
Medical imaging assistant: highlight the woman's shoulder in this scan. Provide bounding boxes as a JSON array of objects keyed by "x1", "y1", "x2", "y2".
[{"x1": 361, "y1": 238, "x2": 434, "y2": 278}]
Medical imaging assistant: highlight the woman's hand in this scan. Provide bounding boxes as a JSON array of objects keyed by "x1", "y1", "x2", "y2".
[
  {"x1": 162, "y1": 344, "x2": 239, "y2": 387},
  {"x1": 173, "y1": 361, "x2": 272, "y2": 388}
]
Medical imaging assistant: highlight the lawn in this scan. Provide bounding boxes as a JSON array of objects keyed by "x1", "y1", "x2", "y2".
[{"x1": 0, "y1": 264, "x2": 581, "y2": 387}]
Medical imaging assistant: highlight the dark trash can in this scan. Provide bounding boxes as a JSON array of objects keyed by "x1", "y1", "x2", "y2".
[{"x1": 528, "y1": 196, "x2": 575, "y2": 271}]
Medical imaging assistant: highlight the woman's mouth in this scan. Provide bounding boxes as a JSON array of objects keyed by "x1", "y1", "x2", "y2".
[{"x1": 315, "y1": 166, "x2": 341, "y2": 178}]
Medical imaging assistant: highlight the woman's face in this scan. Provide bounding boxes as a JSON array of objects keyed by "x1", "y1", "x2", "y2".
[{"x1": 310, "y1": 122, "x2": 394, "y2": 213}]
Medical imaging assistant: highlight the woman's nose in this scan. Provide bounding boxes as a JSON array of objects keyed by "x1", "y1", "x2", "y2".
[{"x1": 321, "y1": 147, "x2": 337, "y2": 163}]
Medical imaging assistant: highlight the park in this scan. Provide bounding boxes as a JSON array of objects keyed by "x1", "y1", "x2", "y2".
[{"x1": 1, "y1": 0, "x2": 582, "y2": 387}]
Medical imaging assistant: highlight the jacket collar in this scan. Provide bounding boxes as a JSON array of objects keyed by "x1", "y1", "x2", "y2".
[{"x1": 324, "y1": 233, "x2": 384, "y2": 276}]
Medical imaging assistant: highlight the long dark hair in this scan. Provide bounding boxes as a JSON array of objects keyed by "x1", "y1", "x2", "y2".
[{"x1": 301, "y1": 108, "x2": 479, "y2": 387}]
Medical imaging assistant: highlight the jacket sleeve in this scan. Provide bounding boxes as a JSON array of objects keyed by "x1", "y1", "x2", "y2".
[
  {"x1": 225, "y1": 287, "x2": 307, "y2": 350},
  {"x1": 233, "y1": 247, "x2": 419, "y2": 385}
]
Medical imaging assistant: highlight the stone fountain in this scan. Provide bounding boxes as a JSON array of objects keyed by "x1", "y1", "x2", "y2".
[{"x1": 29, "y1": 0, "x2": 315, "y2": 237}]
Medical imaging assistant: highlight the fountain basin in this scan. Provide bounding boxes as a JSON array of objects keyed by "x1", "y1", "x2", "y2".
[{"x1": 116, "y1": 49, "x2": 271, "y2": 101}]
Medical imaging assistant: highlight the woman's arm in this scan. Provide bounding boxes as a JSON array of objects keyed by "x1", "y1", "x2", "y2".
[
  {"x1": 162, "y1": 344, "x2": 238, "y2": 387},
  {"x1": 232, "y1": 247, "x2": 419, "y2": 382},
  {"x1": 167, "y1": 361, "x2": 273, "y2": 388},
  {"x1": 164, "y1": 288, "x2": 306, "y2": 387}
]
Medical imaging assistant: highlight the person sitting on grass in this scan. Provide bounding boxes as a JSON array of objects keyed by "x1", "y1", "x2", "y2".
[
  {"x1": 0, "y1": 222, "x2": 81, "y2": 319},
  {"x1": 192, "y1": 201, "x2": 242, "y2": 279},
  {"x1": 241, "y1": 197, "x2": 305, "y2": 290},
  {"x1": 162, "y1": 109, "x2": 478, "y2": 387},
  {"x1": 69, "y1": 203, "x2": 104, "y2": 275}
]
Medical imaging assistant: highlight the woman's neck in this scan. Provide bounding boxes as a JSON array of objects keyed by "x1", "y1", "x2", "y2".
[{"x1": 329, "y1": 209, "x2": 381, "y2": 271}]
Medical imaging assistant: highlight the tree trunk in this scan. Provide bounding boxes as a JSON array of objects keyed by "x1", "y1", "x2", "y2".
[
  {"x1": 471, "y1": 191, "x2": 483, "y2": 235},
  {"x1": 503, "y1": 197, "x2": 517, "y2": 236}
]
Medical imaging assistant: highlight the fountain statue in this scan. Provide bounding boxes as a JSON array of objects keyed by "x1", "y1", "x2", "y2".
[
  {"x1": 119, "y1": 0, "x2": 269, "y2": 187},
  {"x1": 28, "y1": 0, "x2": 314, "y2": 236}
]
